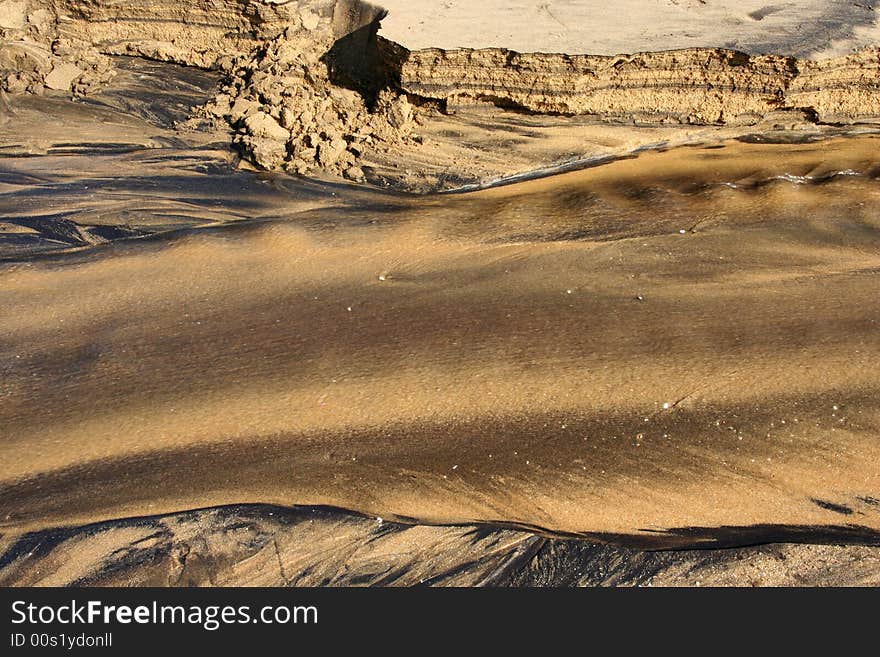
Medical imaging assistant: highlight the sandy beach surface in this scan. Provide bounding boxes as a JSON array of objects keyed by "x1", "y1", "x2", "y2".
[
  {"x1": 1, "y1": 0, "x2": 879, "y2": 586},
  {"x1": 379, "y1": 0, "x2": 880, "y2": 57}
]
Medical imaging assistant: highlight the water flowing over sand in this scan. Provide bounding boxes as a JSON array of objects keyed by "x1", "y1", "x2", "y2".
[{"x1": 3, "y1": 130, "x2": 880, "y2": 543}]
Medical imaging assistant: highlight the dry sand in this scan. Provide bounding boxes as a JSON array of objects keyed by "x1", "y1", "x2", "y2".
[
  {"x1": 379, "y1": 0, "x2": 880, "y2": 58},
  {"x1": 3, "y1": 1, "x2": 880, "y2": 179}
]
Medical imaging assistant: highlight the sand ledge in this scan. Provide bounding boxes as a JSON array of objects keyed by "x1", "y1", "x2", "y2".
[{"x1": 3, "y1": 0, "x2": 880, "y2": 177}]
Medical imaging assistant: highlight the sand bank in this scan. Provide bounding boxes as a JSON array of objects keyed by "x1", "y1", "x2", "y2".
[{"x1": 3, "y1": 1, "x2": 880, "y2": 178}]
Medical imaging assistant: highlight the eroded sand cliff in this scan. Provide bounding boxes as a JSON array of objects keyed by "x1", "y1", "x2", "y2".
[
  {"x1": 1, "y1": 0, "x2": 418, "y2": 178},
  {"x1": 2, "y1": 0, "x2": 880, "y2": 178},
  {"x1": 400, "y1": 47, "x2": 880, "y2": 124}
]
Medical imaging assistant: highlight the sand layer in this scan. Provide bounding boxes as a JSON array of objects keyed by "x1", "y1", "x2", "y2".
[{"x1": 399, "y1": 47, "x2": 880, "y2": 123}]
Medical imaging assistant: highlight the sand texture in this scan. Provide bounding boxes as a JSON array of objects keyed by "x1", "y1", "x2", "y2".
[
  {"x1": 3, "y1": 506, "x2": 878, "y2": 587},
  {"x1": 400, "y1": 47, "x2": 880, "y2": 123},
  {"x1": 1, "y1": 1, "x2": 879, "y2": 586},
  {"x1": 2, "y1": 133, "x2": 880, "y2": 543},
  {"x1": 378, "y1": 1, "x2": 880, "y2": 58}
]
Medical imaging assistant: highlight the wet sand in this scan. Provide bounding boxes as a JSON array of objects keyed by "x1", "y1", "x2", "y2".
[
  {"x1": 3, "y1": 505, "x2": 878, "y2": 587},
  {"x1": 2, "y1": 132, "x2": 879, "y2": 543}
]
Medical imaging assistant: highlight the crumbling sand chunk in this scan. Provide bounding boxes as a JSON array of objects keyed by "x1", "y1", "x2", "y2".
[
  {"x1": 244, "y1": 111, "x2": 292, "y2": 142},
  {"x1": 0, "y1": 0, "x2": 27, "y2": 30},
  {"x1": 43, "y1": 61, "x2": 81, "y2": 90}
]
